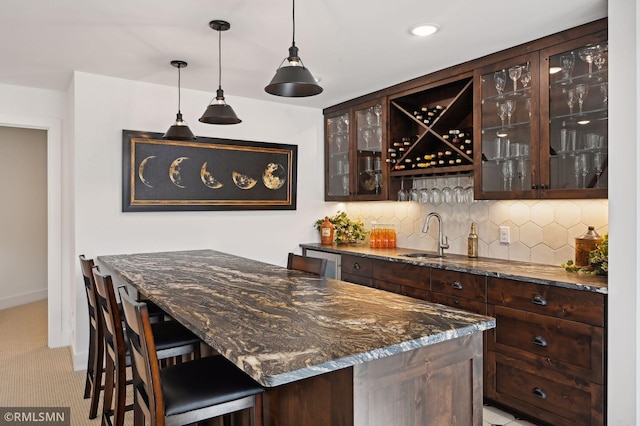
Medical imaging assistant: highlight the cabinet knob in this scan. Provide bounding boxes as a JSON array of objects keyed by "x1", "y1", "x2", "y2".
[
  {"x1": 451, "y1": 281, "x2": 463, "y2": 290},
  {"x1": 531, "y1": 184, "x2": 538, "y2": 190},
  {"x1": 532, "y1": 387, "x2": 547, "y2": 400},
  {"x1": 531, "y1": 295, "x2": 547, "y2": 306},
  {"x1": 532, "y1": 335, "x2": 548, "y2": 347},
  {"x1": 353, "y1": 263, "x2": 360, "y2": 270}
]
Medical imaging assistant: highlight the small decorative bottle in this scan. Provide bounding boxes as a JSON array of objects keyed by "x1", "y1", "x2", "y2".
[
  {"x1": 320, "y1": 217, "x2": 334, "y2": 245},
  {"x1": 468, "y1": 223, "x2": 479, "y2": 258}
]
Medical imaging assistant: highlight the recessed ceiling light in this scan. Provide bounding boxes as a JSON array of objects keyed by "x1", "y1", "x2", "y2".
[
  {"x1": 410, "y1": 24, "x2": 440, "y2": 37},
  {"x1": 549, "y1": 67, "x2": 562, "y2": 74}
]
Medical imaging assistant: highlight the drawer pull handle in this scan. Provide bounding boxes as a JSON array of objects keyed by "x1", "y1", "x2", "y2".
[
  {"x1": 532, "y1": 387, "x2": 547, "y2": 400},
  {"x1": 531, "y1": 295, "x2": 547, "y2": 306},
  {"x1": 353, "y1": 263, "x2": 360, "y2": 270},
  {"x1": 451, "y1": 281, "x2": 463, "y2": 290},
  {"x1": 532, "y1": 336, "x2": 548, "y2": 347}
]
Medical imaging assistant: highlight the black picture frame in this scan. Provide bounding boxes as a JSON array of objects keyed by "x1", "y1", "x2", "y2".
[{"x1": 122, "y1": 130, "x2": 297, "y2": 211}]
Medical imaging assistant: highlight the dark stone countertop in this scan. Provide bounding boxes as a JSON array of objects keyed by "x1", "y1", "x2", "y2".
[
  {"x1": 300, "y1": 243, "x2": 608, "y2": 295},
  {"x1": 97, "y1": 249, "x2": 495, "y2": 387}
]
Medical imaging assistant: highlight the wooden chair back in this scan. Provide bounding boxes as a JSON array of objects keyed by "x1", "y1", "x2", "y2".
[{"x1": 287, "y1": 253, "x2": 328, "y2": 276}]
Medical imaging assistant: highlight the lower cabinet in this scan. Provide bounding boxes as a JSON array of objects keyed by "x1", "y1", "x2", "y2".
[{"x1": 340, "y1": 255, "x2": 607, "y2": 426}]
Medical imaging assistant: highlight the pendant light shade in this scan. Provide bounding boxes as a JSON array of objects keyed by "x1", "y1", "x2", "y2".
[
  {"x1": 200, "y1": 20, "x2": 241, "y2": 125},
  {"x1": 265, "y1": 0, "x2": 322, "y2": 97},
  {"x1": 163, "y1": 60, "x2": 196, "y2": 140}
]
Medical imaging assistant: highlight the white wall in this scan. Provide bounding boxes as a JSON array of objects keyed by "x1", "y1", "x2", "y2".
[
  {"x1": 0, "y1": 127, "x2": 47, "y2": 309},
  {"x1": 70, "y1": 72, "x2": 334, "y2": 367}
]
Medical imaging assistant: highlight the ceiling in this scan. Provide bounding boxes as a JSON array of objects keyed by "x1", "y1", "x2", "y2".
[{"x1": 0, "y1": 0, "x2": 607, "y2": 110}]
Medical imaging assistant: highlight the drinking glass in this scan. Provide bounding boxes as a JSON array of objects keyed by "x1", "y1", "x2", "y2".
[
  {"x1": 504, "y1": 99, "x2": 516, "y2": 126},
  {"x1": 578, "y1": 46, "x2": 599, "y2": 78},
  {"x1": 373, "y1": 104, "x2": 382, "y2": 125},
  {"x1": 520, "y1": 62, "x2": 532, "y2": 89},
  {"x1": 579, "y1": 153, "x2": 590, "y2": 188},
  {"x1": 494, "y1": 70, "x2": 507, "y2": 97},
  {"x1": 575, "y1": 84, "x2": 589, "y2": 114},
  {"x1": 397, "y1": 178, "x2": 409, "y2": 201},
  {"x1": 593, "y1": 45, "x2": 607, "y2": 74},
  {"x1": 419, "y1": 186, "x2": 430, "y2": 204},
  {"x1": 362, "y1": 128, "x2": 372, "y2": 149},
  {"x1": 508, "y1": 65, "x2": 522, "y2": 94},
  {"x1": 409, "y1": 180, "x2": 420, "y2": 202},
  {"x1": 517, "y1": 158, "x2": 528, "y2": 190},
  {"x1": 342, "y1": 175, "x2": 350, "y2": 195},
  {"x1": 501, "y1": 159, "x2": 515, "y2": 191},
  {"x1": 453, "y1": 177, "x2": 465, "y2": 203},
  {"x1": 566, "y1": 88, "x2": 576, "y2": 115},
  {"x1": 442, "y1": 177, "x2": 453, "y2": 204},
  {"x1": 464, "y1": 177, "x2": 474, "y2": 203},
  {"x1": 600, "y1": 82, "x2": 608, "y2": 108},
  {"x1": 560, "y1": 52, "x2": 575, "y2": 82},
  {"x1": 429, "y1": 182, "x2": 442, "y2": 204},
  {"x1": 593, "y1": 151, "x2": 604, "y2": 188},
  {"x1": 497, "y1": 102, "x2": 507, "y2": 126}
]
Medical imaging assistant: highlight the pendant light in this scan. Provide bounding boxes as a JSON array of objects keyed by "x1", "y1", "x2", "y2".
[
  {"x1": 265, "y1": 0, "x2": 323, "y2": 97},
  {"x1": 199, "y1": 20, "x2": 241, "y2": 125},
  {"x1": 163, "y1": 60, "x2": 196, "y2": 140}
]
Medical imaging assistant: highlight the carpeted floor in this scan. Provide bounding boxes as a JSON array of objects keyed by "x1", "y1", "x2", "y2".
[{"x1": 0, "y1": 300, "x2": 111, "y2": 425}]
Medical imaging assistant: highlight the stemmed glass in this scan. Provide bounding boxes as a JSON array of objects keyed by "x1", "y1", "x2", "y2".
[
  {"x1": 362, "y1": 128, "x2": 372, "y2": 150},
  {"x1": 560, "y1": 52, "x2": 575, "y2": 82},
  {"x1": 593, "y1": 45, "x2": 607, "y2": 76},
  {"x1": 494, "y1": 70, "x2": 507, "y2": 98},
  {"x1": 593, "y1": 151, "x2": 604, "y2": 188},
  {"x1": 508, "y1": 65, "x2": 522, "y2": 94},
  {"x1": 442, "y1": 178, "x2": 453, "y2": 204},
  {"x1": 501, "y1": 159, "x2": 514, "y2": 191},
  {"x1": 600, "y1": 82, "x2": 608, "y2": 108},
  {"x1": 453, "y1": 177, "x2": 465, "y2": 203},
  {"x1": 497, "y1": 102, "x2": 508, "y2": 127},
  {"x1": 579, "y1": 153, "x2": 590, "y2": 188},
  {"x1": 397, "y1": 178, "x2": 409, "y2": 201},
  {"x1": 575, "y1": 84, "x2": 589, "y2": 114},
  {"x1": 342, "y1": 175, "x2": 350, "y2": 195},
  {"x1": 566, "y1": 88, "x2": 576, "y2": 115},
  {"x1": 578, "y1": 46, "x2": 599, "y2": 78},
  {"x1": 504, "y1": 99, "x2": 516, "y2": 126},
  {"x1": 373, "y1": 104, "x2": 382, "y2": 125},
  {"x1": 520, "y1": 62, "x2": 532, "y2": 89},
  {"x1": 464, "y1": 176, "x2": 474, "y2": 203},
  {"x1": 409, "y1": 180, "x2": 420, "y2": 202}
]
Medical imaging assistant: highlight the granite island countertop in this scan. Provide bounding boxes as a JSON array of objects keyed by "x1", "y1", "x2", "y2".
[
  {"x1": 300, "y1": 243, "x2": 608, "y2": 294},
  {"x1": 97, "y1": 249, "x2": 495, "y2": 387}
]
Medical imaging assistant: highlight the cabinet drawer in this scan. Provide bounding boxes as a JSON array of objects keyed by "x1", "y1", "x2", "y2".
[
  {"x1": 341, "y1": 271, "x2": 373, "y2": 288},
  {"x1": 431, "y1": 269, "x2": 486, "y2": 302},
  {"x1": 371, "y1": 259, "x2": 429, "y2": 290},
  {"x1": 488, "y1": 277, "x2": 605, "y2": 326},
  {"x1": 486, "y1": 351, "x2": 604, "y2": 426},
  {"x1": 341, "y1": 255, "x2": 373, "y2": 278},
  {"x1": 431, "y1": 292, "x2": 486, "y2": 315},
  {"x1": 488, "y1": 305, "x2": 604, "y2": 383}
]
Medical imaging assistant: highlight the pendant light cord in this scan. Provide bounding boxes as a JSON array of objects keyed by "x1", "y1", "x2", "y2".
[
  {"x1": 292, "y1": 0, "x2": 296, "y2": 47},
  {"x1": 218, "y1": 29, "x2": 222, "y2": 90},
  {"x1": 177, "y1": 64, "x2": 182, "y2": 113}
]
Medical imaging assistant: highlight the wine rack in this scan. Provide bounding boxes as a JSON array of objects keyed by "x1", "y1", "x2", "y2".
[{"x1": 388, "y1": 76, "x2": 474, "y2": 177}]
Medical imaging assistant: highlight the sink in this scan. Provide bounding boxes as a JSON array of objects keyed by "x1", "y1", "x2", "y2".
[{"x1": 399, "y1": 253, "x2": 445, "y2": 259}]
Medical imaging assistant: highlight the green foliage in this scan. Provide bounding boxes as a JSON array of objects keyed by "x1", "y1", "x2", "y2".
[
  {"x1": 560, "y1": 234, "x2": 608, "y2": 276},
  {"x1": 314, "y1": 211, "x2": 368, "y2": 244}
]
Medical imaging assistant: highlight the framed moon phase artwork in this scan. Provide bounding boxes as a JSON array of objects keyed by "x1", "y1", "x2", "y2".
[{"x1": 122, "y1": 130, "x2": 297, "y2": 211}]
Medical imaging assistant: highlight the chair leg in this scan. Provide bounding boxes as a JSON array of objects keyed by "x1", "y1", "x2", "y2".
[
  {"x1": 112, "y1": 358, "x2": 127, "y2": 426},
  {"x1": 84, "y1": 325, "x2": 95, "y2": 399},
  {"x1": 88, "y1": 332, "x2": 104, "y2": 419},
  {"x1": 133, "y1": 400, "x2": 144, "y2": 426},
  {"x1": 101, "y1": 353, "x2": 115, "y2": 426}
]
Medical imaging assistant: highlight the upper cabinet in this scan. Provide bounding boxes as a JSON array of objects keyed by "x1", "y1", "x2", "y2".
[
  {"x1": 325, "y1": 99, "x2": 387, "y2": 201},
  {"x1": 323, "y1": 19, "x2": 607, "y2": 201}
]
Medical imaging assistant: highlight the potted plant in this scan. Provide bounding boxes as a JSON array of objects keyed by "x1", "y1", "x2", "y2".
[{"x1": 314, "y1": 211, "x2": 368, "y2": 244}]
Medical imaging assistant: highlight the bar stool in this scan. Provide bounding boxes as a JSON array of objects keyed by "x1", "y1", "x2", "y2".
[
  {"x1": 287, "y1": 252, "x2": 328, "y2": 276},
  {"x1": 120, "y1": 290, "x2": 264, "y2": 426},
  {"x1": 93, "y1": 270, "x2": 202, "y2": 426}
]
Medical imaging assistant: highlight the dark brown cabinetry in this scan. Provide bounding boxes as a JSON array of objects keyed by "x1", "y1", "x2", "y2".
[
  {"x1": 339, "y1": 254, "x2": 606, "y2": 426},
  {"x1": 486, "y1": 277, "x2": 605, "y2": 425}
]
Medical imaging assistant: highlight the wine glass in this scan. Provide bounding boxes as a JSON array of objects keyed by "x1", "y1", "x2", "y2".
[
  {"x1": 517, "y1": 157, "x2": 528, "y2": 190},
  {"x1": 373, "y1": 104, "x2": 382, "y2": 125},
  {"x1": 579, "y1": 153, "x2": 590, "y2": 188},
  {"x1": 520, "y1": 62, "x2": 532, "y2": 89},
  {"x1": 508, "y1": 65, "x2": 522, "y2": 94},
  {"x1": 566, "y1": 88, "x2": 576, "y2": 115},
  {"x1": 593, "y1": 151, "x2": 604, "y2": 188},
  {"x1": 362, "y1": 128, "x2": 372, "y2": 150},
  {"x1": 453, "y1": 177, "x2": 465, "y2": 203},
  {"x1": 578, "y1": 46, "x2": 599, "y2": 78},
  {"x1": 464, "y1": 176, "x2": 474, "y2": 203},
  {"x1": 409, "y1": 180, "x2": 420, "y2": 202},
  {"x1": 600, "y1": 82, "x2": 608, "y2": 108},
  {"x1": 504, "y1": 99, "x2": 516, "y2": 126},
  {"x1": 501, "y1": 159, "x2": 514, "y2": 191},
  {"x1": 429, "y1": 183, "x2": 442, "y2": 204},
  {"x1": 494, "y1": 70, "x2": 507, "y2": 97},
  {"x1": 575, "y1": 84, "x2": 589, "y2": 114},
  {"x1": 593, "y1": 45, "x2": 607, "y2": 77},
  {"x1": 560, "y1": 52, "x2": 575, "y2": 82},
  {"x1": 497, "y1": 102, "x2": 507, "y2": 127},
  {"x1": 442, "y1": 178, "x2": 453, "y2": 204},
  {"x1": 397, "y1": 178, "x2": 409, "y2": 201},
  {"x1": 419, "y1": 185, "x2": 430, "y2": 204},
  {"x1": 342, "y1": 175, "x2": 350, "y2": 195}
]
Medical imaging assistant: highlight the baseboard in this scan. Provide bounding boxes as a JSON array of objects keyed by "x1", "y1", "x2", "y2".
[
  {"x1": 0, "y1": 289, "x2": 47, "y2": 311},
  {"x1": 71, "y1": 341, "x2": 88, "y2": 372}
]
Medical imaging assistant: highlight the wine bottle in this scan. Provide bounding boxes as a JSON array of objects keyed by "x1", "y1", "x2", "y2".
[{"x1": 467, "y1": 223, "x2": 479, "y2": 258}]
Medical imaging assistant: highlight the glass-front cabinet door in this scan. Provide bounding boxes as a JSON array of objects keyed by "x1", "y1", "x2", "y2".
[
  {"x1": 325, "y1": 111, "x2": 351, "y2": 199},
  {"x1": 324, "y1": 99, "x2": 387, "y2": 201},
  {"x1": 475, "y1": 53, "x2": 539, "y2": 199},
  {"x1": 540, "y1": 31, "x2": 608, "y2": 198}
]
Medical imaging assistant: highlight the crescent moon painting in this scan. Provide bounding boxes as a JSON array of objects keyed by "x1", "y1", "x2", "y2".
[
  {"x1": 232, "y1": 171, "x2": 257, "y2": 190},
  {"x1": 200, "y1": 162, "x2": 223, "y2": 189},
  {"x1": 169, "y1": 157, "x2": 189, "y2": 188},
  {"x1": 262, "y1": 163, "x2": 286, "y2": 190},
  {"x1": 138, "y1": 155, "x2": 156, "y2": 188}
]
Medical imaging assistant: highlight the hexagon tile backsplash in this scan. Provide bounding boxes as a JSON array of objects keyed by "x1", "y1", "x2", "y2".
[{"x1": 344, "y1": 199, "x2": 608, "y2": 266}]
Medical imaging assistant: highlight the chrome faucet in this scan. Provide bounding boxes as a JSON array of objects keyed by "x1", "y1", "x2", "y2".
[{"x1": 422, "y1": 212, "x2": 449, "y2": 257}]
